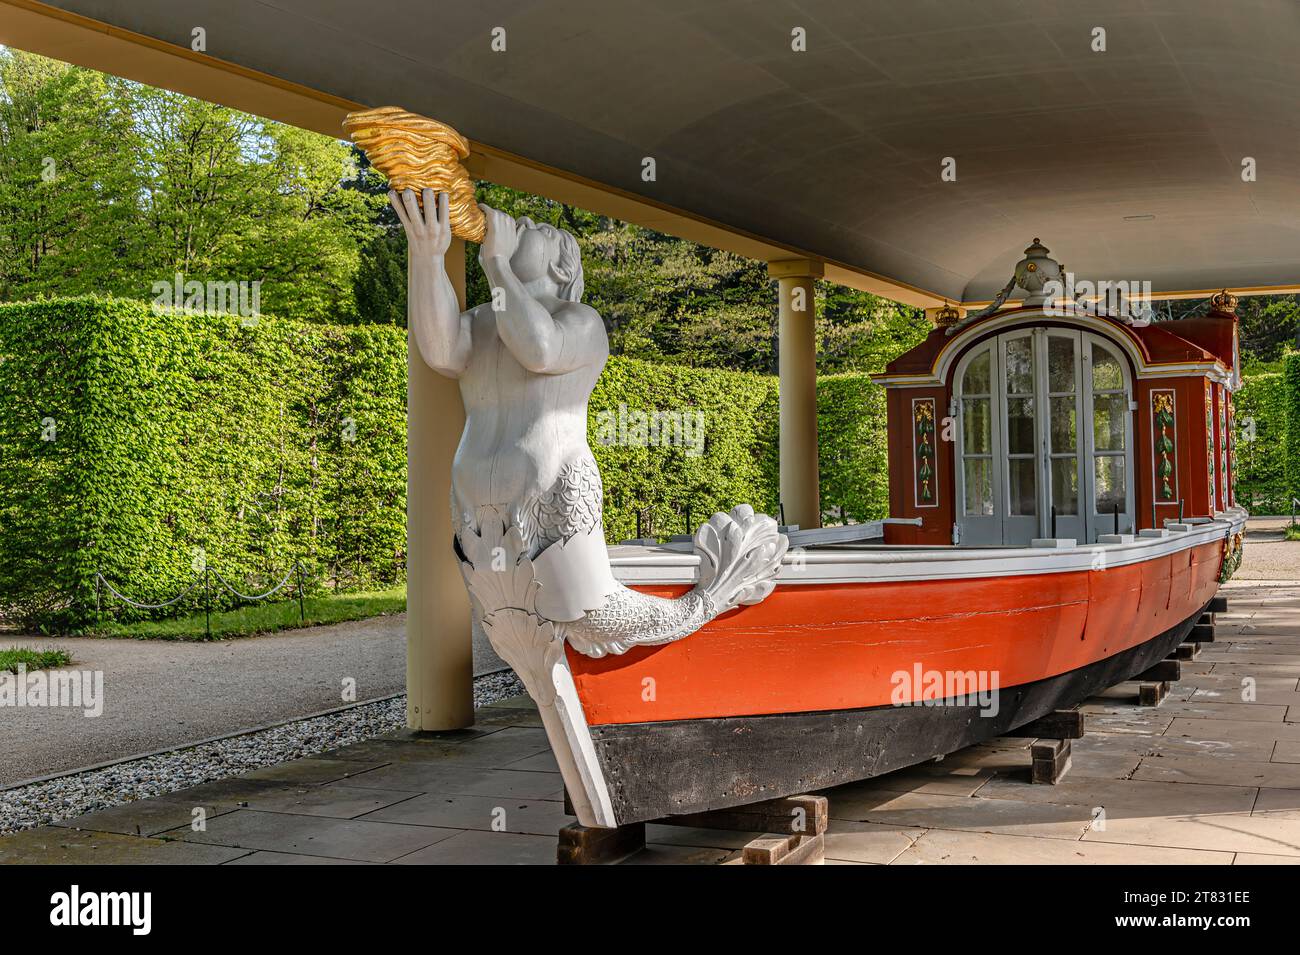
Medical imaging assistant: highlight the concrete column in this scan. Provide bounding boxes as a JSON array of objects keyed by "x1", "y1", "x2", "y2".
[
  {"x1": 406, "y1": 238, "x2": 473, "y2": 730},
  {"x1": 769, "y1": 259, "x2": 825, "y2": 529}
]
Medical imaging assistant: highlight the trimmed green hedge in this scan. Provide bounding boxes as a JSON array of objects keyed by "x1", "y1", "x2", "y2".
[
  {"x1": 1235, "y1": 370, "x2": 1287, "y2": 512},
  {"x1": 1236, "y1": 358, "x2": 1300, "y2": 514},
  {"x1": 0, "y1": 297, "x2": 407, "y2": 631},
  {"x1": 590, "y1": 357, "x2": 780, "y2": 540},
  {"x1": 1286, "y1": 354, "x2": 1300, "y2": 510},
  {"x1": 818, "y1": 373, "x2": 890, "y2": 523},
  {"x1": 0, "y1": 298, "x2": 892, "y2": 631}
]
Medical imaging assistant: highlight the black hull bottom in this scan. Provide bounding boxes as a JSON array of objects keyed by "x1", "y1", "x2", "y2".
[{"x1": 589, "y1": 599, "x2": 1210, "y2": 825}]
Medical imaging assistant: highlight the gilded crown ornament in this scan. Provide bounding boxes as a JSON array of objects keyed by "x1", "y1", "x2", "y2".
[
  {"x1": 933, "y1": 302, "x2": 961, "y2": 327},
  {"x1": 343, "y1": 106, "x2": 486, "y2": 242},
  {"x1": 1209, "y1": 289, "x2": 1239, "y2": 315}
]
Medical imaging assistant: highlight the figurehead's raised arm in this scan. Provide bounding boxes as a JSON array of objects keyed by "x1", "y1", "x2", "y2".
[
  {"x1": 477, "y1": 205, "x2": 607, "y2": 375},
  {"x1": 391, "y1": 189, "x2": 472, "y2": 378}
]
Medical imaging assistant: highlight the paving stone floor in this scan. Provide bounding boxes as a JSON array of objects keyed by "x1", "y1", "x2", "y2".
[{"x1": 2, "y1": 579, "x2": 1298, "y2": 864}]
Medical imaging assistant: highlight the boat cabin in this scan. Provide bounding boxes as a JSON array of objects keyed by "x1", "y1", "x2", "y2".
[{"x1": 873, "y1": 241, "x2": 1240, "y2": 548}]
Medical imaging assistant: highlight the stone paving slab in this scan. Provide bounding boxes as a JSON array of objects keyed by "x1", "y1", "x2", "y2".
[
  {"x1": 165, "y1": 809, "x2": 458, "y2": 862},
  {"x1": 51, "y1": 795, "x2": 241, "y2": 837},
  {"x1": 343, "y1": 763, "x2": 565, "y2": 800},
  {"x1": 0, "y1": 827, "x2": 250, "y2": 864},
  {"x1": 225, "y1": 851, "x2": 376, "y2": 865},
  {"x1": 892, "y1": 828, "x2": 1234, "y2": 865},
  {"x1": 390, "y1": 829, "x2": 558, "y2": 865},
  {"x1": 1132, "y1": 754, "x2": 1300, "y2": 789},
  {"x1": 361, "y1": 792, "x2": 573, "y2": 835},
  {"x1": 1272, "y1": 740, "x2": 1300, "y2": 763},
  {"x1": 239, "y1": 784, "x2": 421, "y2": 819}
]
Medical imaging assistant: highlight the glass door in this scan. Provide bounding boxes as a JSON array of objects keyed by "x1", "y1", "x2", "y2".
[
  {"x1": 956, "y1": 343, "x2": 1000, "y2": 545},
  {"x1": 1083, "y1": 335, "x2": 1134, "y2": 539},
  {"x1": 1044, "y1": 330, "x2": 1086, "y2": 542},
  {"x1": 1000, "y1": 330, "x2": 1040, "y2": 544}
]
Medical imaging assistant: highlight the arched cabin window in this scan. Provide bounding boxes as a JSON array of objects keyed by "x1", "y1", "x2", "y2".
[{"x1": 954, "y1": 327, "x2": 1135, "y2": 546}]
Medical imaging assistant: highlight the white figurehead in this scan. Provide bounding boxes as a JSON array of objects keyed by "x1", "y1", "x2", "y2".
[{"x1": 394, "y1": 187, "x2": 785, "y2": 822}]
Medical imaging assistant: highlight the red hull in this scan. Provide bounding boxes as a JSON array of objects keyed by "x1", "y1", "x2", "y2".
[{"x1": 570, "y1": 540, "x2": 1222, "y2": 726}]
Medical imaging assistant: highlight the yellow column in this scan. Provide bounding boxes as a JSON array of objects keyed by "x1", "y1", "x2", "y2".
[
  {"x1": 406, "y1": 238, "x2": 473, "y2": 730},
  {"x1": 769, "y1": 259, "x2": 824, "y2": 530}
]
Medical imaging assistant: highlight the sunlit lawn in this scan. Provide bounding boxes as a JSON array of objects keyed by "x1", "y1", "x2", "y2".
[{"x1": 97, "y1": 584, "x2": 406, "y2": 640}]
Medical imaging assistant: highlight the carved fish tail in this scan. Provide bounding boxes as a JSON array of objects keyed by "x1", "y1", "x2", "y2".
[
  {"x1": 561, "y1": 586, "x2": 711, "y2": 658},
  {"x1": 560, "y1": 504, "x2": 787, "y2": 658}
]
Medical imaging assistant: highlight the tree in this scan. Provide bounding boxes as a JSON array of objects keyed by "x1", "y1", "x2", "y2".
[
  {"x1": 0, "y1": 50, "x2": 376, "y2": 322},
  {"x1": 1238, "y1": 295, "x2": 1300, "y2": 364}
]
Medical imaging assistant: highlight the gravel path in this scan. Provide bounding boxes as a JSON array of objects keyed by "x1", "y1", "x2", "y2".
[
  {"x1": 1236, "y1": 515, "x2": 1300, "y2": 580},
  {"x1": 0, "y1": 671, "x2": 524, "y2": 835},
  {"x1": 0, "y1": 611, "x2": 505, "y2": 787}
]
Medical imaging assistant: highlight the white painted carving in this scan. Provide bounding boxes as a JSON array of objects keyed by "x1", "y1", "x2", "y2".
[{"x1": 395, "y1": 189, "x2": 786, "y2": 824}]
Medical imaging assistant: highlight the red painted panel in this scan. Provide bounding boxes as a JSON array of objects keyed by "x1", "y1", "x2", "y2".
[{"x1": 572, "y1": 542, "x2": 1222, "y2": 726}]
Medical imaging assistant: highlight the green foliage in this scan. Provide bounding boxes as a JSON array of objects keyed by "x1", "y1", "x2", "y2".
[
  {"x1": 588, "y1": 359, "x2": 891, "y2": 536},
  {"x1": 1, "y1": 301, "x2": 900, "y2": 632},
  {"x1": 818, "y1": 374, "x2": 890, "y2": 522},
  {"x1": 1237, "y1": 356, "x2": 1300, "y2": 513},
  {"x1": 0, "y1": 50, "x2": 377, "y2": 323},
  {"x1": 0, "y1": 297, "x2": 407, "y2": 631},
  {"x1": 1285, "y1": 353, "x2": 1300, "y2": 508},
  {"x1": 1238, "y1": 295, "x2": 1300, "y2": 364},
  {"x1": 1235, "y1": 370, "x2": 1287, "y2": 511},
  {"x1": 0, "y1": 647, "x2": 72, "y2": 673},
  {"x1": 590, "y1": 357, "x2": 779, "y2": 540}
]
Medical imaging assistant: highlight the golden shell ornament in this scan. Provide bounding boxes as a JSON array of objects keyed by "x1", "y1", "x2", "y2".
[{"x1": 343, "y1": 106, "x2": 486, "y2": 242}]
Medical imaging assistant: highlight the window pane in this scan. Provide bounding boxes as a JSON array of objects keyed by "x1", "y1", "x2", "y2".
[
  {"x1": 1095, "y1": 456, "x2": 1126, "y2": 513},
  {"x1": 963, "y1": 350, "x2": 990, "y2": 394},
  {"x1": 962, "y1": 398, "x2": 990, "y2": 454},
  {"x1": 1048, "y1": 337, "x2": 1076, "y2": 393},
  {"x1": 1093, "y1": 394, "x2": 1127, "y2": 451},
  {"x1": 1005, "y1": 337, "x2": 1034, "y2": 394},
  {"x1": 1092, "y1": 348, "x2": 1123, "y2": 391},
  {"x1": 963, "y1": 459, "x2": 993, "y2": 516},
  {"x1": 1049, "y1": 396, "x2": 1077, "y2": 453},
  {"x1": 1051, "y1": 457, "x2": 1078, "y2": 515},
  {"x1": 1008, "y1": 457, "x2": 1037, "y2": 516},
  {"x1": 1007, "y1": 397, "x2": 1036, "y2": 454}
]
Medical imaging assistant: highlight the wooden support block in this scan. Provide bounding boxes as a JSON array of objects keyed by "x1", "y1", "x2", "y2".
[
  {"x1": 1135, "y1": 659, "x2": 1181, "y2": 683},
  {"x1": 1030, "y1": 739, "x2": 1072, "y2": 784},
  {"x1": 656, "y1": 794, "x2": 828, "y2": 836},
  {"x1": 1139, "y1": 682, "x2": 1168, "y2": 707},
  {"x1": 1208, "y1": 596, "x2": 1228, "y2": 614},
  {"x1": 557, "y1": 822, "x2": 645, "y2": 865},
  {"x1": 1003, "y1": 708, "x2": 1085, "y2": 740},
  {"x1": 1198, "y1": 612, "x2": 1215, "y2": 626},
  {"x1": 741, "y1": 832, "x2": 825, "y2": 865},
  {"x1": 1189, "y1": 623, "x2": 1215, "y2": 643},
  {"x1": 1171, "y1": 643, "x2": 1199, "y2": 661}
]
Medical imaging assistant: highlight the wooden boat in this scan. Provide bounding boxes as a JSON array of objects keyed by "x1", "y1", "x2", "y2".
[
  {"x1": 376, "y1": 173, "x2": 1246, "y2": 832},
  {"x1": 538, "y1": 241, "x2": 1247, "y2": 828}
]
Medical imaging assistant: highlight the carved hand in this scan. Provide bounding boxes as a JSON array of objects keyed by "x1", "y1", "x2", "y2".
[
  {"x1": 478, "y1": 203, "x2": 520, "y2": 262},
  {"x1": 390, "y1": 188, "x2": 452, "y2": 257}
]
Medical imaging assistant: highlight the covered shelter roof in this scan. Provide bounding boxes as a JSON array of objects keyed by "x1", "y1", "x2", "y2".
[{"x1": 6, "y1": 0, "x2": 1299, "y2": 306}]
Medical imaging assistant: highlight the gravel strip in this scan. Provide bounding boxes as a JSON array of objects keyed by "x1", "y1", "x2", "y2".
[{"x1": 0, "y1": 669, "x2": 524, "y2": 835}]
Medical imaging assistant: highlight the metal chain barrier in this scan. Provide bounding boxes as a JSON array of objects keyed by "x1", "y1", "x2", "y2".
[{"x1": 96, "y1": 560, "x2": 309, "y2": 639}]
